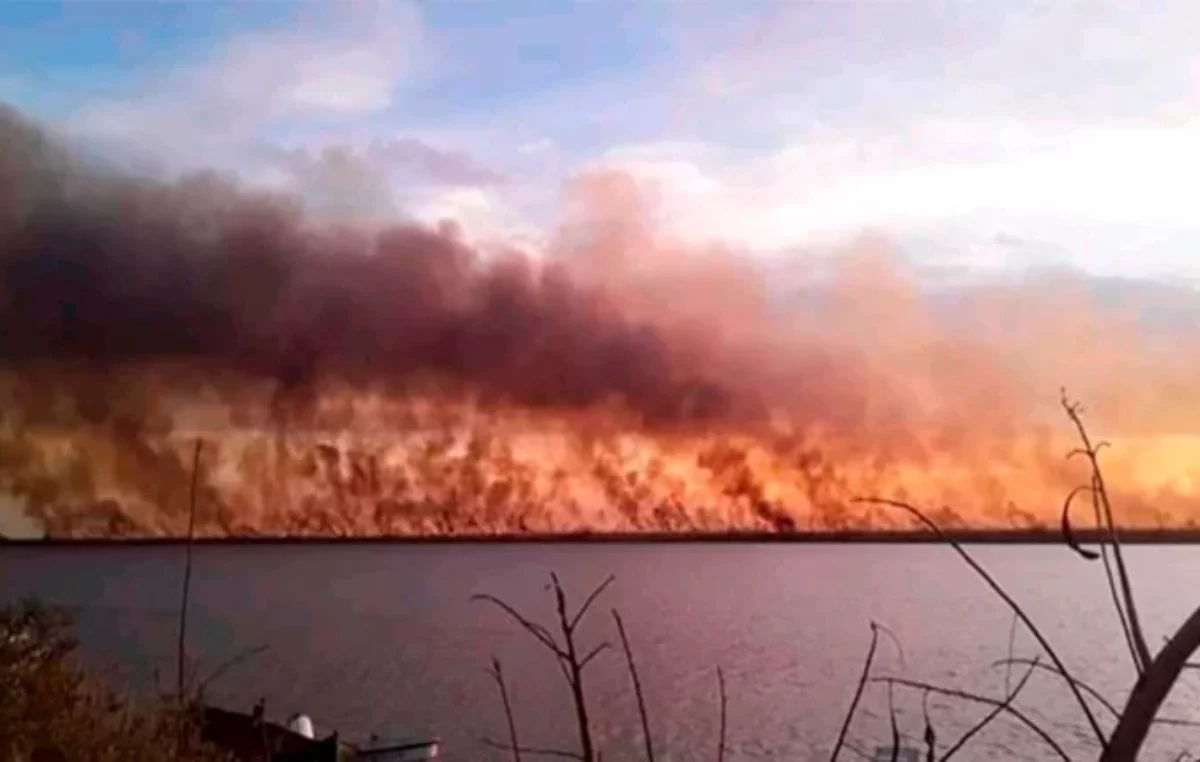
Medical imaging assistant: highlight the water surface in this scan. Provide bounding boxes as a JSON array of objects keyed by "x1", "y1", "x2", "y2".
[{"x1": 3, "y1": 543, "x2": 1199, "y2": 761}]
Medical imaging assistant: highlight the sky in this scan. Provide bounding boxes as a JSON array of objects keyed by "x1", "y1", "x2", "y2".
[{"x1": 3, "y1": 0, "x2": 1200, "y2": 282}]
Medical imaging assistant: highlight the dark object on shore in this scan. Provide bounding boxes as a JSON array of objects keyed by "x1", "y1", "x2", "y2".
[
  {"x1": 200, "y1": 705, "x2": 342, "y2": 762},
  {"x1": 199, "y1": 704, "x2": 440, "y2": 762}
]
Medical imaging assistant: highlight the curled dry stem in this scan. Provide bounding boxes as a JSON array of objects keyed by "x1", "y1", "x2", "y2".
[{"x1": 1061, "y1": 391, "x2": 1151, "y2": 674}]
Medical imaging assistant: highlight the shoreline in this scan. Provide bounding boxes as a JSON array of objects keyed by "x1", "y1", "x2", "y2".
[{"x1": 7, "y1": 528, "x2": 1200, "y2": 545}]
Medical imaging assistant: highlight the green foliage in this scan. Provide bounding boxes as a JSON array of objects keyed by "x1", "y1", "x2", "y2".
[{"x1": 0, "y1": 599, "x2": 226, "y2": 762}]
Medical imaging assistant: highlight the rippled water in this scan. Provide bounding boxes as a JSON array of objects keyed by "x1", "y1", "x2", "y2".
[{"x1": 3, "y1": 543, "x2": 1200, "y2": 761}]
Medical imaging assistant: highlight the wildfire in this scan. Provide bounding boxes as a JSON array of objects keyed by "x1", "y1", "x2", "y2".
[
  {"x1": 4, "y1": 372, "x2": 1200, "y2": 538},
  {"x1": 4, "y1": 103, "x2": 1200, "y2": 538}
]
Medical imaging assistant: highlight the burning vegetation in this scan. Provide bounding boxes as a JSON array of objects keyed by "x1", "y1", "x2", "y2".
[{"x1": 3, "y1": 103, "x2": 1200, "y2": 537}]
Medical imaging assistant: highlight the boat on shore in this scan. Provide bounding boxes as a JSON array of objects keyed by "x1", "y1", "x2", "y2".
[{"x1": 199, "y1": 702, "x2": 440, "y2": 762}]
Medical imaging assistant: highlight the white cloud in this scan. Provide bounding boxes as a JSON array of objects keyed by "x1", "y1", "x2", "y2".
[
  {"x1": 67, "y1": 1, "x2": 429, "y2": 163},
  {"x1": 31, "y1": 0, "x2": 1200, "y2": 282},
  {"x1": 405, "y1": 186, "x2": 544, "y2": 252},
  {"x1": 284, "y1": 50, "x2": 400, "y2": 114},
  {"x1": 574, "y1": 116, "x2": 1200, "y2": 279}
]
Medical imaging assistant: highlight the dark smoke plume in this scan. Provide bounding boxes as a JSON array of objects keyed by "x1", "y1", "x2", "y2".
[
  {"x1": 0, "y1": 104, "x2": 732, "y2": 426},
  {"x1": 7, "y1": 102, "x2": 1200, "y2": 538}
]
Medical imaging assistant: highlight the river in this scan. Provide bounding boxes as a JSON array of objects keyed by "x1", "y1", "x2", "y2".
[{"x1": 3, "y1": 542, "x2": 1199, "y2": 760}]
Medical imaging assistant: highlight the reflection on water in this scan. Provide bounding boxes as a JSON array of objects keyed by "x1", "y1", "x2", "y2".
[{"x1": 2, "y1": 543, "x2": 1199, "y2": 761}]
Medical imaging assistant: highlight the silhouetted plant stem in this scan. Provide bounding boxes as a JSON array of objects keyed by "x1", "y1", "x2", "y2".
[
  {"x1": 612, "y1": 610, "x2": 654, "y2": 762},
  {"x1": 176, "y1": 438, "x2": 203, "y2": 703},
  {"x1": 874, "y1": 676, "x2": 1069, "y2": 762},
  {"x1": 1062, "y1": 391, "x2": 1151, "y2": 674},
  {"x1": 472, "y1": 573, "x2": 614, "y2": 762},
  {"x1": 716, "y1": 666, "x2": 727, "y2": 762},
  {"x1": 887, "y1": 682, "x2": 900, "y2": 762},
  {"x1": 552, "y1": 573, "x2": 599, "y2": 762},
  {"x1": 921, "y1": 690, "x2": 935, "y2": 762},
  {"x1": 938, "y1": 658, "x2": 1038, "y2": 761},
  {"x1": 196, "y1": 644, "x2": 270, "y2": 701},
  {"x1": 830, "y1": 622, "x2": 880, "y2": 762},
  {"x1": 854, "y1": 496, "x2": 1107, "y2": 749},
  {"x1": 173, "y1": 438, "x2": 203, "y2": 758},
  {"x1": 487, "y1": 657, "x2": 522, "y2": 762},
  {"x1": 1102, "y1": 604, "x2": 1200, "y2": 762},
  {"x1": 1092, "y1": 471, "x2": 1142, "y2": 676}
]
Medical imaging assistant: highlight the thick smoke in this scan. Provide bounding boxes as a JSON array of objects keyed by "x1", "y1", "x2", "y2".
[
  {"x1": 0, "y1": 105, "x2": 739, "y2": 426},
  {"x1": 4, "y1": 102, "x2": 1200, "y2": 537}
]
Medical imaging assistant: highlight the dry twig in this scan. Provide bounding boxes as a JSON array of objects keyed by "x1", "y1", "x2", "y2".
[
  {"x1": 1062, "y1": 391, "x2": 1151, "y2": 674},
  {"x1": 874, "y1": 676, "x2": 1069, "y2": 762},
  {"x1": 853, "y1": 496, "x2": 1107, "y2": 748},
  {"x1": 717, "y1": 666, "x2": 728, "y2": 762},
  {"x1": 487, "y1": 657, "x2": 522, "y2": 762},
  {"x1": 473, "y1": 573, "x2": 615, "y2": 762},
  {"x1": 939, "y1": 657, "x2": 1039, "y2": 761},
  {"x1": 1102, "y1": 604, "x2": 1200, "y2": 761},
  {"x1": 829, "y1": 622, "x2": 881, "y2": 762},
  {"x1": 612, "y1": 610, "x2": 655, "y2": 762},
  {"x1": 176, "y1": 439, "x2": 203, "y2": 702}
]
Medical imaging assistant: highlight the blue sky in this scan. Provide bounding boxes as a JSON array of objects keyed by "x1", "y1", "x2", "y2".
[{"x1": 4, "y1": 0, "x2": 1200, "y2": 282}]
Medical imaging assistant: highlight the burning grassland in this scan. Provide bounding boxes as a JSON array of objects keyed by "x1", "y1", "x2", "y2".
[{"x1": 4, "y1": 103, "x2": 1200, "y2": 537}]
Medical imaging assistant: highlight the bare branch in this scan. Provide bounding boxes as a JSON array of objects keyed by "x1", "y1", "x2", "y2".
[
  {"x1": 887, "y1": 682, "x2": 900, "y2": 762},
  {"x1": 196, "y1": 644, "x2": 270, "y2": 696},
  {"x1": 176, "y1": 438, "x2": 203, "y2": 703},
  {"x1": 717, "y1": 666, "x2": 727, "y2": 762},
  {"x1": 613, "y1": 611, "x2": 655, "y2": 762},
  {"x1": 854, "y1": 496, "x2": 1107, "y2": 748},
  {"x1": 487, "y1": 657, "x2": 522, "y2": 762},
  {"x1": 992, "y1": 655, "x2": 1200, "y2": 731},
  {"x1": 478, "y1": 574, "x2": 616, "y2": 762},
  {"x1": 550, "y1": 572, "x2": 598, "y2": 762},
  {"x1": 1003, "y1": 612, "x2": 1018, "y2": 695},
  {"x1": 471, "y1": 594, "x2": 569, "y2": 662},
  {"x1": 829, "y1": 622, "x2": 880, "y2": 762},
  {"x1": 569, "y1": 575, "x2": 616, "y2": 632},
  {"x1": 875, "y1": 676, "x2": 1069, "y2": 762},
  {"x1": 1103, "y1": 603, "x2": 1200, "y2": 761},
  {"x1": 481, "y1": 739, "x2": 583, "y2": 761},
  {"x1": 874, "y1": 622, "x2": 907, "y2": 671},
  {"x1": 579, "y1": 642, "x2": 612, "y2": 671},
  {"x1": 1090, "y1": 472, "x2": 1143, "y2": 676},
  {"x1": 921, "y1": 690, "x2": 935, "y2": 762},
  {"x1": 992, "y1": 657, "x2": 1118, "y2": 718},
  {"x1": 1061, "y1": 390, "x2": 1151, "y2": 674},
  {"x1": 939, "y1": 658, "x2": 1039, "y2": 761}
]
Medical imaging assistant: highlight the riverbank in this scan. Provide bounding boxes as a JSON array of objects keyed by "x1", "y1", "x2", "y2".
[{"x1": 7, "y1": 526, "x2": 1200, "y2": 545}]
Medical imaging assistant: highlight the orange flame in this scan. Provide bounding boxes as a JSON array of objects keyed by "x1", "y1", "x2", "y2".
[{"x1": 3, "y1": 108, "x2": 1200, "y2": 537}]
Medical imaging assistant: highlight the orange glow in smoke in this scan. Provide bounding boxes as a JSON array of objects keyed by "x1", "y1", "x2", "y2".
[{"x1": 4, "y1": 110, "x2": 1200, "y2": 537}]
